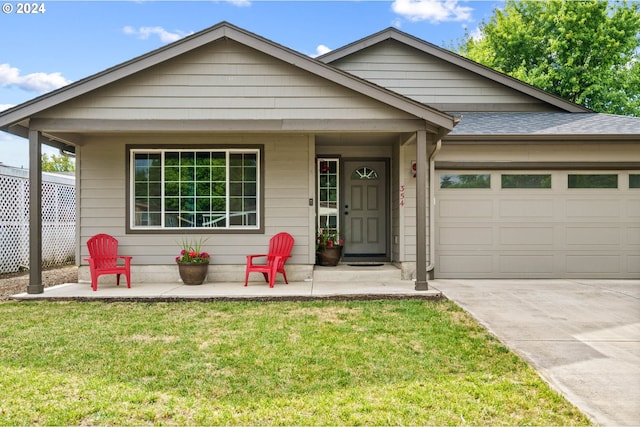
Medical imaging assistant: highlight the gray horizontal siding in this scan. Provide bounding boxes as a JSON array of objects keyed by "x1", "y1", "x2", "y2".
[
  {"x1": 40, "y1": 38, "x2": 415, "y2": 121},
  {"x1": 79, "y1": 134, "x2": 313, "y2": 265},
  {"x1": 332, "y1": 40, "x2": 552, "y2": 112}
]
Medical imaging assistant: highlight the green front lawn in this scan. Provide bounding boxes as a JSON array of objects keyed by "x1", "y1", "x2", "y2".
[{"x1": 0, "y1": 300, "x2": 590, "y2": 425}]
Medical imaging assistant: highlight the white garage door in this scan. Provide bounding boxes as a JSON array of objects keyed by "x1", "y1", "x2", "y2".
[{"x1": 435, "y1": 171, "x2": 640, "y2": 278}]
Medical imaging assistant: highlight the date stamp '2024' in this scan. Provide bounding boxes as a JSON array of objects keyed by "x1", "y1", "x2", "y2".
[{"x1": 2, "y1": 3, "x2": 46, "y2": 14}]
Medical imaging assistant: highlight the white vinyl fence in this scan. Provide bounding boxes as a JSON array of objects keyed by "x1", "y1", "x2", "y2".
[{"x1": 0, "y1": 165, "x2": 76, "y2": 274}]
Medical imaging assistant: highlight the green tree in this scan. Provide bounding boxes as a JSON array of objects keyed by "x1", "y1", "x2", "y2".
[
  {"x1": 458, "y1": 0, "x2": 640, "y2": 116},
  {"x1": 41, "y1": 153, "x2": 75, "y2": 172}
]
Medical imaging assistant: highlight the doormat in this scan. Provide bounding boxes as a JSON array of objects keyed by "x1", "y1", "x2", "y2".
[{"x1": 347, "y1": 263, "x2": 384, "y2": 267}]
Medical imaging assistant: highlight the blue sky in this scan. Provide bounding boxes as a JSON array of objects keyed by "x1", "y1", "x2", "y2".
[{"x1": 0, "y1": 0, "x2": 503, "y2": 168}]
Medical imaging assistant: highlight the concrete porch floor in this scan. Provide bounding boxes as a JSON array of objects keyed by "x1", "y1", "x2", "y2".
[{"x1": 10, "y1": 263, "x2": 442, "y2": 301}]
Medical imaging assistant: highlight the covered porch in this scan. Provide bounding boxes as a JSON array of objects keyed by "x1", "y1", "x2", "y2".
[{"x1": 10, "y1": 263, "x2": 442, "y2": 301}]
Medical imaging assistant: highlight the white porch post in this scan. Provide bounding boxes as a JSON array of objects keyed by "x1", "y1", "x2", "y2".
[
  {"x1": 415, "y1": 130, "x2": 428, "y2": 290},
  {"x1": 28, "y1": 129, "x2": 43, "y2": 294}
]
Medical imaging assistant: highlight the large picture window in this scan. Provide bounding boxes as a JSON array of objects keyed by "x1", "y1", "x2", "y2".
[{"x1": 131, "y1": 148, "x2": 260, "y2": 229}]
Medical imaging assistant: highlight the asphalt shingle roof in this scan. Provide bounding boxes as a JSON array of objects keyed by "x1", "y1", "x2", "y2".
[{"x1": 449, "y1": 112, "x2": 640, "y2": 136}]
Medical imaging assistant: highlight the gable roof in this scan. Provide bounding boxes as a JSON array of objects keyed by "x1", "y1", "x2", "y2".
[
  {"x1": 318, "y1": 27, "x2": 591, "y2": 114},
  {"x1": 0, "y1": 22, "x2": 456, "y2": 136}
]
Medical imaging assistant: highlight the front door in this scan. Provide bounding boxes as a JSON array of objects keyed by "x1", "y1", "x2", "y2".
[{"x1": 343, "y1": 160, "x2": 388, "y2": 260}]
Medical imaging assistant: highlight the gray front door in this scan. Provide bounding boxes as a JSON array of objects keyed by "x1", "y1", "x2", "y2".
[{"x1": 343, "y1": 160, "x2": 388, "y2": 258}]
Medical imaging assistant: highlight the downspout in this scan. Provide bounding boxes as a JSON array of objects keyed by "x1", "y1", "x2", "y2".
[
  {"x1": 427, "y1": 116, "x2": 460, "y2": 278},
  {"x1": 426, "y1": 139, "x2": 442, "y2": 278}
]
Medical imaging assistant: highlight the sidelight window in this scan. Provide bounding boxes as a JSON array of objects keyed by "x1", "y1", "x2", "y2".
[{"x1": 317, "y1": 158, "x2": 339, "y2": 235}]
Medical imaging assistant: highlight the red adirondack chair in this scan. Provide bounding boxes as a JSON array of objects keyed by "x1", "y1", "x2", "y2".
[
  {"x1": 84, "y1": 233, "x2": 132, "y2": 291},
  {"x1": 244, "y1": 232, "x2": 294, "y2": 288}
]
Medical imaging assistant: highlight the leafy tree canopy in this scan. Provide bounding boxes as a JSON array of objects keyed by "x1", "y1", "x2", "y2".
[
  {"x1": 458, "y1": 0, "x2": 640, "y2": 116},
  {"x1": 42, "y1": 153, "x2": 75, "y2": 172}
]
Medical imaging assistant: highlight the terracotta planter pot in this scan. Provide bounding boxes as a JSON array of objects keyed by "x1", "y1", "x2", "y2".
[
  {"x1": 177, "y1": 262, "x2": 209, "y2": 285},
  {"x1": 317, "y1": 246, "x2": 342, "y2": 266}
]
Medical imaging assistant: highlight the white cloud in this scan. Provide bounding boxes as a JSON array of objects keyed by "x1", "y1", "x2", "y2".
[
  {"x1": 0, "y1": 104, "x2": 15, "y2": 111},
  {"x1": 468, "y1": 26, "x2": 484, "y2": 42},
  {"x1": 123, "y1": 26, "x2": 193, "y2": 43},
  {"x1": 391, "y1": 0, "x2": 473, "y2": 23},
  {"x1": 313, "y1": 45, "x2": 332, "y2": 57},
  {"x1": 0, "y1": 64, "x2": 71, "y2": 94},
  {"x1": 226, "y1": 0, "x2": 251, "y2": 6}
]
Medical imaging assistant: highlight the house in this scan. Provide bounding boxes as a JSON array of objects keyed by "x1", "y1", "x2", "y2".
[{"x1": 0, "y1": 22, "x2": 638, "y2": 293}]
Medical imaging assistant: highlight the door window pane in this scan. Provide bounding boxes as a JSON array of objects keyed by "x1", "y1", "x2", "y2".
[{"x1": 351, "y1": 167, "x2": 378, "y2": 180}]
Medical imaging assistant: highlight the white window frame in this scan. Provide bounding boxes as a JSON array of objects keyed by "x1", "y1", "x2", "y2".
[{"x1": 130, "y1": 148, "x2": 260, "y2": 230}]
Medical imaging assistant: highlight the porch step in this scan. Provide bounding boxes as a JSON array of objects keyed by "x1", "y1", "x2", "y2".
[{"x1": 313, "y1": 263, "x2": 402, "y2": 282}]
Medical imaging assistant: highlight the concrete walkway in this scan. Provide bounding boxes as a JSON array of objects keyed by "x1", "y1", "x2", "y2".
[
  {"x1": 430, "y1": 279, "x2": 640, "y2": 426},
  {"x1": 11, "y1": 274, "x2": 639, "y2": 425}
]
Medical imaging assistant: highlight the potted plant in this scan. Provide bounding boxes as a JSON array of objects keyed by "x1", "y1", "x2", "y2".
[
  {"x1": 175, "y1": 237, "x2": 210, "y2": 285},
  {"x1": 316, "y1": 228, "x2": 343, "y2": 266}
]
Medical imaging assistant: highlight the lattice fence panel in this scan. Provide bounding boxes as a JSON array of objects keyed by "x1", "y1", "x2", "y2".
[
  {"x1": 42, "y1": 181, "x2": 76, "y2": 267},
  {"x1": 0, "y1": 169, "x2": 76, "y2": 274}
]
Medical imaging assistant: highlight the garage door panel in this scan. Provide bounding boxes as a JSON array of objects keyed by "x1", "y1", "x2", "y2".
[
  {"x1": 628, "y1": 227, "x2": 640, "y2": 246},
  {"x1": 500, "y1": 255, "x2": 554, "y2": 273},
  {"x1": 566, "y1": 226, "x2": 621, "y2": 246},
  {"x1": 629, "y1": 256, "x2": 640, "y2": 273},
  {"x1": 439, "y1": 254, "x2": 493, "y2": 274},
  {"x1": 499, "y1": 226, "x2": 554, "y2": 246},
  {"x1": 439, "y1": 226, "x2": 492, "y2": 246},
  {"x1": 567, "y1": 199, "x2": 620, "y2": 218},
  {"x1": 628, "y1": 200, "x2": 640, "y2": 217},
  {"x1": 566, "y1": 255, "x2": 621, "y2": 273},
  {"x1": 439, "y1": 199, "x2": 492, "y2": 218},
  {"x1": 499, "y1": 199, "x2": 554, "y2": 218}
]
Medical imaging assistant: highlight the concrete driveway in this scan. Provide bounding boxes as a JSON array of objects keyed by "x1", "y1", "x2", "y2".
[{"x1": 430, "y1": 279, "x2": 640, "y2": 426}]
